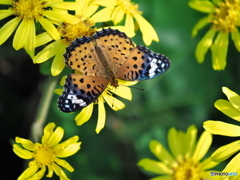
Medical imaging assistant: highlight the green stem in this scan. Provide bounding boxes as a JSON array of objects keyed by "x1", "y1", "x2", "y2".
[{"x1": 30, "y1": 76, "x2": 58, "y2": 141}]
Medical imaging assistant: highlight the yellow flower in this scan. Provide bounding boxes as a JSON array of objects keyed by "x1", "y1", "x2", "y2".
[
  {"x1": 204, "y1": 87, "x2": 240, "y2": 179},
  {"x1": 55, "y1": 78, "x2": 137, "y2": 134},
  {"x1": 189, "y1": 0, "x2": 240, "y2": 70},
  {"x1": 13, "y1": 122, "x2": 81, "y2": 180},
  {"x1": 138, "y1": 125, "x2": 219, "y2": 180},
  {"x1": 93, "y1": 0, "x2": 159, "y2": 45},
  {"x1": 0, "y1": 0, "x2": 80, "y2": 58}
]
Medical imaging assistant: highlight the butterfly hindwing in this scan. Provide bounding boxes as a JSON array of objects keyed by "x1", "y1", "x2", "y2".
[
  {"x1": 117, "y1": 45, "x2": 171, "y2": 81},
  {"x1": 58, "y1": 74, "x2": 108, "y2": 112}
]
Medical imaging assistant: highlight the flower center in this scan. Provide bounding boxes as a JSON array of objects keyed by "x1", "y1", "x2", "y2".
[
  {"x1": 34, "y1": 144, "x2": 55, "y2": 166},
  {"x1": 58, "y1": 16, "x2": 96, "y2": 44},
  {"x1": 211, "y1": 0, "x2": 240, "y2": 32},
  {"x1": 173, "y1": 159, "x2": 203, "y2": 180},
  {"x1": 116, "y1": 0, "x2": 142, "y2": 16},
  {"x1": 12, "y1": 0, "x2": 44, "y2": 20}
]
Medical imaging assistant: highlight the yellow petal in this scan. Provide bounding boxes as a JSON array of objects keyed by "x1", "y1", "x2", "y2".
[
  {"x1": 134, "y1": 13, "x2": 159, "y2": 45},
  {"x1": 13, "y1": 19, "x2": 30, "y2": 50},
  {"x1": 47, "y1": 127, "x2": 64, "y2": 147},
  {"x1": 211, "y1": 32, "x2": 229, "y2": 70},
  {"x1": 125, "y1": 14, "x2": 135, "y2": 37},
  {"x1": 167, "y1": 127, "x2": 181, "y2": 159},
  {"x1": 18, "y1": 162, "x2": 39, "y2": 180},
  {"x1": 110, "y1": 85, "x2": 132, "y2": 100},
  {"x1": 15, "y1": 137, "x2": 34, "y2": 151},
  {"x1": 138, "y1": 158, "x2": 171, "y2": 174},
  {"x1": 0, "y1": 0, "x2": 12, "y2": 5},
  {"x1": 111, "y1": 7, "x2": 124, "y2": 25},
  {"x1": 203, "y1": 120, "x2": 240, "y2": 136},
  {"x1": 43, "y1": 10, "x2": 80, "y2": 24},
  {"x1": 118, "y1": 79, "x2": 138, "y2": 86},
  {"x1": 211, "y1": 140, "x2": 240, "y2": 162},
  {"x1": 46, "y1": 1, "x2": 81, "y2": 10},
  {"x1": 75, "y1": 103, "x2": 94, "y2": 125},
  {"x1": 46, "y1": 164, "x2": 54, "y2": 177},
  {"x1": 13, "y1": 144, "x2": 33, "y2": 159},
  {"x1": 103, "y1": 93, "x2": 125, "y2": 111},
  {"x1": 177, "y1": 131, "x2": 186, "y2": 155},
  {"x1": 149, "y1": 140, "x2": 175, "y2": 165},
  {"x1": 36, "y1": 32, "x2": 53, "y2": 47},
  {"x1": 55, "y1": 89, "x2": 63, "y2": 96},
  {"x1": 54, "y1": 158, "x2": 74, "y2": 172},
  {"x1": 82, "y1": 4, "x2": 99, "y2": 18},
  {"x1": 0, "y1": 9, "x2": 14, "y2": 20},
  {"x1": 199, "y1": 157, "x2": 219, "y2": 170},
  {"x1": 57, "y1": 136, "x2": 80, "y2": 148},
  {"x1": 74, "y1": 1, "x2": 85, "y2": 16},
  {"x1": 192, "y1": 131, "x2": 212, "y2": 162},
  {"x1": 231, "y1": 27, "x2": 240, "y2": 52},
  {"x1": 37, "y1": 17, "x2": 60, "y2": 40},
  {"x1": 184, "y1": 125, "x2": 197, "y2": 157},
  {"x1": 188, "y1": 0, "x2": 215, "y2": 13},
  {"x1": 0, "y1": 17, "x2": 20, "y2": 46},
  {"x1": 56, "y1": 142, "x2": 81, "y2": 158},
  {"x1": 195, "y1": 28, "x2": 216, "y2": 63},
  {"x1": 222, "y1": 152, "x2": 240, "y2": 174},
  {"x1": 214, "y1": 99, "x2": 240, "y2": 121},
  {"x1": 90, "y1": 6, "x2": 114, "y2": 22},
  {"x1": 52, "y1": 162, "x2": 69, "y2": 180},
  {"x1": 34, "y1": 40, "x2": 63, "y2": 64},
  {"x1": 96, "y1": 101, "x2": 106, "y2": 134},
  {"x1": 24, "y1": 20, "x2": 35, "y2": 58},
  {"x1": 29, "y1": 165, "x2": 46, "y2": 180},
  {"x1": 54, "y1": 136, "x2": 80, "y2": 156},
  {"x1": 51, "y1": 45, "x2": 66, "y2": 76},
  {"x1": 191, "y1": 16, "x2": 210, "y2": 37},
  {"x1": 60, "y1": 76, "x2": 67, "y2": 86},
  {"x1": 202, "y1": 170, "x2": 222, "y2": 180},
  {"x1": 42, "y1": 123, "x2": 56, "y2": 145},
  {"x1": 222, "y1": 87, "x2": 240, "y2": 113},
  {"x1": 92, "y1": 0, "x2": 117, "y2": 6}
]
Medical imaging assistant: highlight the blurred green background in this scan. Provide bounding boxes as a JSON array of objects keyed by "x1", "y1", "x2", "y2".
[{"x1": 1, "y1": 0, "x2": 240, "y2": 179}]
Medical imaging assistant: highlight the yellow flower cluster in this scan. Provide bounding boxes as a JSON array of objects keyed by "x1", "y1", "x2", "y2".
[
  {"x1": 204, "y1": 87, "x2": 240, "y2": 180},
  {"x1": 0, "y1": 0, "x2": 159, "y2": 75},
  {"x1": 13, "y1": 123, "x2": 81, "y2": 180},
  {"x1": 189, "y1": 0, "x2": 240, "y2": 70},
  {"x1": 138, "y1": 125, "x2": 219, "y2": 180}
]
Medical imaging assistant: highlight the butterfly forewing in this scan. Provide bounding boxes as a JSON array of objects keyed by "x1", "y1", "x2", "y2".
[
  {"x1": 64, "y1": 36, "x2": 105, "y2": 76},
  {"x1": 58, "y1": 74, "x2": 108, "y2": 112},
  {"x1": 93, "y1": 28, "x2": 135, "y2": 73},
  {"x1": 117, "y1": 45, "x2": 171, "y2": 81}
]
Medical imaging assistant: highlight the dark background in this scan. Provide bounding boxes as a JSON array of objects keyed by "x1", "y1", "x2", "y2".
[{"x1": 1, "y1": 0, "x2": 239, "y2": 179}]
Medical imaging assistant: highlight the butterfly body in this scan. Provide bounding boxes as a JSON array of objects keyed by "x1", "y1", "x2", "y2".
[{"x1": 58, "y1": 28, "x2": 171, "y2": 112}]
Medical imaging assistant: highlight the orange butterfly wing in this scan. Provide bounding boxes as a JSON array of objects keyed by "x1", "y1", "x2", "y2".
[{"x1": 58, "y1": 74, "x2": 108, "y2": 112}]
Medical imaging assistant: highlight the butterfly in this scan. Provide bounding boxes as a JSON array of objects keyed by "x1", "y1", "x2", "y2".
[{"x1": 58, "y1": 28, "x2": 171, "y2": 112}]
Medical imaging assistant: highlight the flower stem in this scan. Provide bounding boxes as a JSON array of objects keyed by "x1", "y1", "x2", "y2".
[{"x1": 30, "y1": 76, "x2": 58, "y2": 141}]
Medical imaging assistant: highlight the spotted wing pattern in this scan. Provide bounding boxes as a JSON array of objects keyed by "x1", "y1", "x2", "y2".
[
  {"x1": 64, "y1": 36, "x2": 105, "y2": 76},
  {"x1": 58, "y1": 74, "x2": 108, "y2": 112},
  {"x1": 116, "y1": 45, "x2": 170, "y2": 80},
  {"x1": 58, "y1": 28, "x2": 171, "y2": 113},
  {"x1": 92, "y1": 29, "x2": 135, "y2": 73}
]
